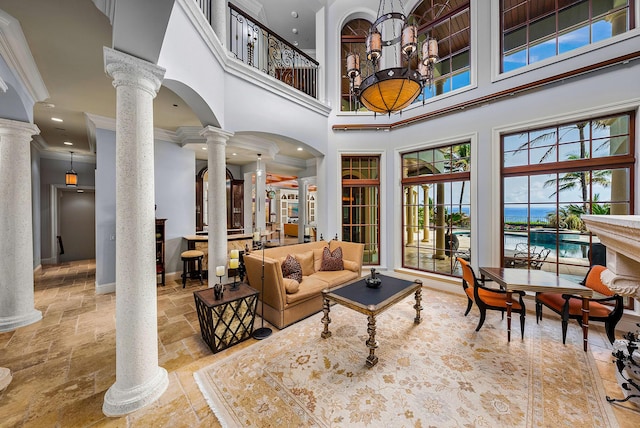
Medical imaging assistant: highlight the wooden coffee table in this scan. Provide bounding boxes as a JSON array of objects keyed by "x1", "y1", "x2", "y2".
[{"x1": 321, "y1": 275, "x2": 422, "y2": 367}]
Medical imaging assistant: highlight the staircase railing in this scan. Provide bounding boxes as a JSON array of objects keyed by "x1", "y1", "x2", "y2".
[{"x1": 193, "y1": 1, "x2": 318, "y2": 98}]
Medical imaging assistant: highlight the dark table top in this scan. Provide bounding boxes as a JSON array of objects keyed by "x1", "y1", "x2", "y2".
[{"x1": 193, "y1": 282, "x2": 258, "y2": 307}]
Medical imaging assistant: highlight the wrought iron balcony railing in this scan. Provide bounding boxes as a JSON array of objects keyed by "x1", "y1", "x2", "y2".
[{"x1": 193, "y1": 1, "x2": 319, "y2": 99}]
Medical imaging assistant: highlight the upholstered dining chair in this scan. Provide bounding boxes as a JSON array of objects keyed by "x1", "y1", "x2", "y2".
[
  {"x1": 457, "y1": 258, "x2": 527, "y2": 338},
  {"x1": 535, "y1": 265, "x2": 624, "y2": 344}
]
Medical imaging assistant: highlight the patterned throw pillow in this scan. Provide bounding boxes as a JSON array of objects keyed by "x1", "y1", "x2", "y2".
[
  {"x1": 281, "y1": 254, "x2": 302, "y2": 283},
  {"x1": 320, "y1": 246, "x2": 344, "y2": 271}
]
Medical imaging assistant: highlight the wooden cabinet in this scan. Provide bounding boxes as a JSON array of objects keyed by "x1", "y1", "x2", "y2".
[{"x1": 156, "y1": 218, "x2": 166, "y2": 286}]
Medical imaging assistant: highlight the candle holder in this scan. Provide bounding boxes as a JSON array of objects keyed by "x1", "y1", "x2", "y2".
[
  {"x1": 214, "y1": 266, "x2": 225, "y2": 300},
  {"x1": 229, "y1": 255, "x2": 240, "y2": 291}
]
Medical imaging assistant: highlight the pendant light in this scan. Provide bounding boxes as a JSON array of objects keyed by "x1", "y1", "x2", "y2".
[{"x1": 65, "y1": 151, "x2": 78, "y2": 187}]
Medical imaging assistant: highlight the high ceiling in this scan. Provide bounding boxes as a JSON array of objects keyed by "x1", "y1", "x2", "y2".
[{"x1": 0, "y1": 0, "x2": 322, "y2": 173}]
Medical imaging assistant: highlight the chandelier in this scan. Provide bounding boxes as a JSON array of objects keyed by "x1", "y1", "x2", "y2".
[{"x1": 346, "y1": 0, "x2": 448, "y2": 116}]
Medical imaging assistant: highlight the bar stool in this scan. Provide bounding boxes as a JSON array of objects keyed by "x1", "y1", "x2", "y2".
[{"x1": 181, "y1": 250, "x2": 204, "y2": 288}]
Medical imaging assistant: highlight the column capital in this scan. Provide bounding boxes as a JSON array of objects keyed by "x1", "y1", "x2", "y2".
[
  {"x1": 103, "y1": 47, "x2": 165, "y2": 97},
  {"x1": 0, "y1": 118, "x2": 40, "y2": 139},
  {"x1": 200, "y1": 126, "x2": 234, "y2": 146}
]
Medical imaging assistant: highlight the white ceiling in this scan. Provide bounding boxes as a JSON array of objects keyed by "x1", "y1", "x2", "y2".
[{"x1": 1, "y1": 0, "x2": 323, "y2": 172}]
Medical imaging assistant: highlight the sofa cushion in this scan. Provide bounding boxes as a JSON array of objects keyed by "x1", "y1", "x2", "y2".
[
  {"x1": 312, "y1": 270, "x2": 359, "y2": 287},
  {"x1": 295, "y1": 251, "x2": 315, "y2": 276},
  {"x1": 281, "y1": 255, "x2": 302, "y2": 283},
  {"x1": 320, "y1": 246, "x2": 344, "y2": 271},
  {"x1": 313, "y1": 248, "x2": 326, "y2": 272},
  {"x1": 283, "y1": 277, "x2": 300, "y2": 294},
  {"x1": 286, "y1": 276, "x2": 330, "y2": 304},
  {"x1": 343, "y1": 259, "x2": 359, "y2": 272}
]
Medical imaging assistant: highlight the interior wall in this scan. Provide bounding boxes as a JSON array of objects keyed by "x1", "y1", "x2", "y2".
[
  {"x1": 59, "y1": 190, "x2": 96, "y2": 262},
  {"x1": 39, "y1": 156, "x2": 96, "y2": 263},
  {"x1": 95, "y1": 128, "x2": 196, "y2": 292}
]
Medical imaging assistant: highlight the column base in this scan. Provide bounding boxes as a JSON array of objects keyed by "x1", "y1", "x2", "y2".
[
  {"x1": 0, "y1": 309, "x2": 42, "y2": 332},
  {"x1": 0, "y1": 367, "x2": 12, "y2": 391},
  {"x1": 102, "y1": 367, "x2": 168, "y2": 417}
]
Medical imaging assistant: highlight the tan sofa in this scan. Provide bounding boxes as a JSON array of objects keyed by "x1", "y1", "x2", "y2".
[{"x1": 244, "y1": 240, "x2": 364, "y2": 329}]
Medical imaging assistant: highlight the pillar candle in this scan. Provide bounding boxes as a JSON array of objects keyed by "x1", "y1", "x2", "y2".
[
  {"x1": 215, "y1": 266, "x2": 225, "y2": 277},
  {"x1": 253, "y1": 231, "x2": 260, "y2": 242},
  {"x1": 230, "y1": 249, "x2": 239, "y2": 259},
  {"x1": 229, "y1": 258, "x2": 239, "y2": 269}
]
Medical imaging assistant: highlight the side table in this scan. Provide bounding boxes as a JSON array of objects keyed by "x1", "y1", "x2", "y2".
[{"x1": 193, "y1": 283, "x2": 259, "y2": 353}]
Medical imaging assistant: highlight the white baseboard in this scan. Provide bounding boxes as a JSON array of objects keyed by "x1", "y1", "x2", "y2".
[{"x1": 96, "y1": 281, "x2": 115, "y2": 294}]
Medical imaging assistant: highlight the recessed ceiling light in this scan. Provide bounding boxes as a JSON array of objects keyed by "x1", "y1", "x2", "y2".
[
  {"x1": 77, "y1": 189, "x2": 84, "y2": 193},
  {"x1": 291, "y1": 11, "x2": 298, "y2": 18},
  {"x1": 232, "y1": 153, "x2": 237, "y2": 156},
  {"x1": 63, "y1": 141, "x2": 73, "y2": 146},
  {"x1": 51, "y1": 117, "x2": 63, "y2": 122},
  {"x1": 202, "y1": 147, "x2": 207, "y2": 150},
  {"x1": 293, "y1": 41, "x2": 299, "y2": 46},
  {"x1": 292, "y1": 28, "x2": 298, "y2": 34},
  {"x1": 41, "y1": 102, "x2": 55, "y2": 109},
  {"x1": 297, "y1": 147, "x2": 303, "y2": 151}
]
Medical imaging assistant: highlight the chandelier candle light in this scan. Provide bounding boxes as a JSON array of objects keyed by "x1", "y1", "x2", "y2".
[{"x1": 346, "y1": 0, "x2": 446, "y2": 115}]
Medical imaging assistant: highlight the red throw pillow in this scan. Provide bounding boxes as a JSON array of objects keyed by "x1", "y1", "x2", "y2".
[
  {"x1": 281, "y1": 254, "x2": 302, "y2": 283},
  {"x1": 320, "y1": 246, "x2": 344, "y2": 271}
]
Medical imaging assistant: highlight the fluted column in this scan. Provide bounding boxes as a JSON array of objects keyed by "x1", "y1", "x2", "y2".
[
  {"x1": 102, "y1": 47, "x2": 168, "y2": 417},
  {"x1": 0, "y1": 119, "x2": 42, "y2": 332},
  {"x1": 200, "y1": 126, "x2": 234, "y2": 276}
]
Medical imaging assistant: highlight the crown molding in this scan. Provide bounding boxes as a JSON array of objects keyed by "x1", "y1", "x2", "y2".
[
  {"x1": 91, "y1": 0, "x2": 116, "y2": 25},
  {"x1": 85, "y1": 113, "x2": 180, "y2": 144},
  {"x1": 0, "y1": 10, "x2": 49, "y2": 103}
]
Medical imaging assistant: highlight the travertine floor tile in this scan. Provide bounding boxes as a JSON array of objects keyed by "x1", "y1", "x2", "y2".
[{"x1": 1, "y1": 259, "x2": 639, "y2": 427}]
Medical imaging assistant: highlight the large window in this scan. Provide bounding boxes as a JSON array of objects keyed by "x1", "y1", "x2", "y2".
[
  {"x1": 501, "y1": 112, "x2": 635, "y2": 306},
  {"x1": 340, "y1": 1, "x2": 471, "y2": 111},
  {"x1": 342, "y1": 156, "x2": 380, "y2": 264},
  {"x1": 502, "y1": 0, "x2": 634, "y2": 72},
  {"x1": 412, "y1": 0, "x2": 471, "y2": 101},
  {"x1": 401, "y1": 143, "x2": 471, "y2": 276}
]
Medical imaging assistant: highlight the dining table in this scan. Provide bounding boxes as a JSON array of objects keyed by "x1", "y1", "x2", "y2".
[{"x1": 479, "y1": 267, "x2": 593, "y2": 351}]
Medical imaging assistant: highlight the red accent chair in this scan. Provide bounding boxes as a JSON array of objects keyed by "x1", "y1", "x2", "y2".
[
  {"x1": 457, "y1": 258, "x2": 527, "y2": 338},
  {"x1": 535, "y1": 265, "x2": 623, "y2": 344}
]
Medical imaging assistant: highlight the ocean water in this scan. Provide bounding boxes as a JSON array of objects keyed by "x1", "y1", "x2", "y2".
[{"x1": 452, "y1": 206, "x2": 554, "y2": 223}]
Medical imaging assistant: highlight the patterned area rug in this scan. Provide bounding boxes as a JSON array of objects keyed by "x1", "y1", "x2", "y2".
[{"x1": 195, "y1": 290, "x2": 619, "y2": 427}]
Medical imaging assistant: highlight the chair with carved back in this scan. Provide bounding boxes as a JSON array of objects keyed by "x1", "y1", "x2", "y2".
[
  {"x1": 535, "y1": 265, "x2": 624, "y2": 344},
  {"x1": 457, "y1": 258, "x2": 527, "y2": 338}
]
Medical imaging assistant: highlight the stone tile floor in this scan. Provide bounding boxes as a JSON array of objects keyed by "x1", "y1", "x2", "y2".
[{"x1": 0, "y1": 259, "x2": 639, "y2": 427}]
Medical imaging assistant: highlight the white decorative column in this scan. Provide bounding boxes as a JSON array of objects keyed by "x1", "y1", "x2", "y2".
[
  {"x1": 0, "y1": 119, "x2": 42, "y2": 332},
  {"x1": 255, "y1": 156, "x2": 266, "y2": 233},
  {"x1": 297, "y1": 179, "x2": 308, "y2": 243},
  {"x1": 102, "y1": 48, "x2": 168, "y2": 417},
  {"x1": 200, "y1": 126, "x2": 234, "y2": 276},
  {"x1": 211, "y1": 0, "x2": 227, "y2": 47}
]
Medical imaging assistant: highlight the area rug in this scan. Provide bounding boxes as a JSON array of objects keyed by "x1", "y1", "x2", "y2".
[{"x1": 194, "y1": 290, "x2": 619, "y2": 427}]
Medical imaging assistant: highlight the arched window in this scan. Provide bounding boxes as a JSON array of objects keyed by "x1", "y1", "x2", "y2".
[{"x1": 340, "y1": 19, "x2": 371, "y2": 112}]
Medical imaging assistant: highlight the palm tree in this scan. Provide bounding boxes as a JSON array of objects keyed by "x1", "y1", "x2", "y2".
[
  {"x1": 543, "y1": 160, "x2": 611, "y2": 211},
  {"x1": 447, "y1": 144, "x2": 470, "y2": 213}
]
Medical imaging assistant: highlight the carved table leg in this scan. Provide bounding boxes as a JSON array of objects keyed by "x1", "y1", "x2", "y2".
[
  {"x1": 321, "y1": 295, "x2": 332, "y2": 339},
  {"x1": 366, "y1": 313, "x2": 378, "y2": 367},
  {"x1": 414, "y1": 286, "x2": 423, "y2": 324},
  {"x1": 506, "y1": 290, "x2": 512, "y2": 342}
]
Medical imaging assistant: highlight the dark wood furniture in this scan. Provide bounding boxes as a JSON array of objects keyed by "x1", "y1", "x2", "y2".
[
  {"x1": 535, "y1": 265, "x2": 624, "y2": 344},
  {"x1": 195, "y1": 167, "x2": 244, "y2": 233},
  {"x1": 193, "y1": 283, "x2": 259, "y2": 354},
  {"x1": 479, "y1": 266, "x2": 593, "y2": 351},
  {"x1": 321, "y1": 275, "x2": 422, "y2": 367},
  {"x1": 155, "y1": 218, "x2": 166, "y2": 286},
  {"x1": 457, "y1": 258, "x2": 527, "y2": 339},
  {"x1": 181, "y1": 250, "x2": 204, "y2": 288}
]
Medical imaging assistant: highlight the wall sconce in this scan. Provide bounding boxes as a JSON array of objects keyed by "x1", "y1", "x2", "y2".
[{"x1": 65, "y1": 151, "x2": 77, "y2": 187}]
